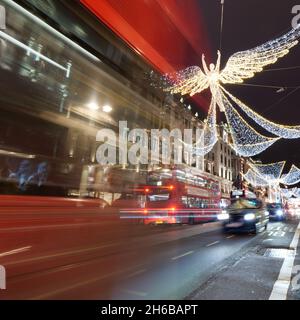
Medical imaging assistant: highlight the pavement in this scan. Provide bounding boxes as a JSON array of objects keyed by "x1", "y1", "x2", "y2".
[{"x1": 188, "y1": 219, "x2": 300, "y2": 300}]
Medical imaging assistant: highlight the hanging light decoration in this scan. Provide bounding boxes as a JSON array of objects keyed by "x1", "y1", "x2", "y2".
[
  {"x1": 221, "y1": 87, "x2": 300, "y2": 139},
  {"x1": 161, "y1": 24, "x2": 300, "y2": 156},
  {"x1": 195, "y1": 98, "x2": 218, "y2": 156},
  {"x1": 243, "y1": 169, "x2": 270, "y2": 187},
  {"x1": 248, "y1": 161, "x2": 286, "y2": 180},
  {"x1": 180, "y1": 97, "x2": 218, "y2": 156},
  {"x1": 281, "y1": 187, "x2": 300, "y2": 199},
  {"x1": 221, "y1": 91, "x2": 280, "y2": 156},
  {"x1": 293, "y1": 188, "x2": 300, "y2": 198},
  {"x1": 244, "y1": 162, "x2": 300, "y2": 188},
  {"x1": 280, "y1": 164, "x2": 300, "y2": 185}
]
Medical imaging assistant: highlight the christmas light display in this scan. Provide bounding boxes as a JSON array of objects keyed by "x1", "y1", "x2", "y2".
[
  {"x1": 193, "y1": 97, "x2": 218, "y2": 156},
  {"x1": 249, "y1": 161, "x2": 286, "y2": 180},
  {"x1": 281, "y1": 188, "x2": 293, "y2": 198},
  {"x1": 162, "y1": 25, "x2": 300, "y2": 156},
  {"x1": 221, "y1": 87, "x2": 300, "y2": 139},
  {"x1": 181, "y1": 98, "x2": 218, "y2": 156},
  {"x1": 293, "y1": 188, "x2": 300, "y2": 198},
  {"x1": 221, "y1": 91, "x2": 280, "y2": 156},
  {"x1": 244, "y1": 162, "x2": 300, "y2": 188},
  {"x1": 281, "y1": 187, "x2": 300, "y2": 199},
  {"x1": 243, "y1": 169, "x2": 269, "y2": 187},
  {"x1": 280, "y1": 164, "x2": 300, "y2": 185}
]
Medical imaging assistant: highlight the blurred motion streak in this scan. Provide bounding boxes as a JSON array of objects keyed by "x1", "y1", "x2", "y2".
[{"x1": 80, "y1": 0, "x2": 211, "y2": 109}]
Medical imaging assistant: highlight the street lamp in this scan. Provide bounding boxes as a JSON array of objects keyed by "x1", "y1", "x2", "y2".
[
  {"x1": 87, "y1": 102, "x2": 99, "y2": 111},
  {"x1": 102, "y1": 104, "x2": 113, "y2": 113}
]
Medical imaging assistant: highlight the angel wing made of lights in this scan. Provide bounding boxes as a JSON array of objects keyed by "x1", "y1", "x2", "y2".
[
  {"x1": 165, "y1": 25, "x2": 300, "y2": 95},
  {"x1": 219, "y1": 27, "x2": 300, "y2": 84}
]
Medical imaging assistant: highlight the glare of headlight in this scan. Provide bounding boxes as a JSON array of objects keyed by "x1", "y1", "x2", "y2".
[
  {"x1": 217, "y1": 212, "x2": 229, "y2": 220},
  {"x1": 244, "y1": 213, "x2": 255, "y2": 221},
  {"x1": 276, "y1": 209, "x2": 283, "y2": 216},
  {"x1": 265, "y1": 211, "x2": 269, "y2": 216}
]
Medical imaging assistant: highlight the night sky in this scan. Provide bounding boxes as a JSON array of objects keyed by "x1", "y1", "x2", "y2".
[{"x1": 196, "y1": 0, "x2": 300, "y2": 173}]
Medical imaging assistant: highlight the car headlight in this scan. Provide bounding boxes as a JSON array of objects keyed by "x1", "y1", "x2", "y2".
[
  {"x1": 217, "y1": 212, "x2": 229, "y2": 220},
  {"x1": 244, "y1": 213, "x2": 255, "y2": 221},
  {"x1": 265, "y1": 211, "x2": 269, "y2": 216},
  {"x1": 276, "y1": 209, "x2": 283, "y2": 216}
]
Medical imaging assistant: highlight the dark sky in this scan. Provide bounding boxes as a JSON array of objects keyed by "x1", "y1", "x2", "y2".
[{"x1": 197, "y1": 0, "x2": 300, "y2": 173}]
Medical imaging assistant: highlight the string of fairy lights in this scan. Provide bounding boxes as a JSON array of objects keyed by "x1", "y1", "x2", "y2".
[
  {"x1": 160, "y1": 23, "x2": 300, "y2": 157},
  {"x1": 220, "y1": 90, "x2": 280, "y2": 156},
  {"x1": 281, "y1": 187, "x2": 300, "y2": 199},
  {"x1": 243, "y1": 161, "x2": 300, "y2": 188}
]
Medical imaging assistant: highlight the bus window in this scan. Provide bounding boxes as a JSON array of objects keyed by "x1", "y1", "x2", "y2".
[{"x1": 148, "y1": 193, "x2": 170, "y2": 202}]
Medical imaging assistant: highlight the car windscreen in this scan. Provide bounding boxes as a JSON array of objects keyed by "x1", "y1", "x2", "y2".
[{"x1": 229, "y1": 199, "x2": 262, "y2": 209}]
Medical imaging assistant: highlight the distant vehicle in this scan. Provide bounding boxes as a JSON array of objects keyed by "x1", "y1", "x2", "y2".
[
  {"x1": 118, "y1": 166, "x2": 222, "y2": 225},
  {"x1": 230, "y1": 189, "x2": 257, "y2": 201},
  {"x1": 218, "y1": 198, "x2": 269, "y2": 234},
  {"x1": 266, "y1": 203, "x2": 286, "y2": 221}
]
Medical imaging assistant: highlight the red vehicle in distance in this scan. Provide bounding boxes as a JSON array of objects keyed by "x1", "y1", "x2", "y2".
[{"x1": 120, "y1": 166, "x2": 222, "y2": 225}]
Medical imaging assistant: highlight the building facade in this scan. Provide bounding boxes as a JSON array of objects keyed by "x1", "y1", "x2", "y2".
[
  {"x1": 204, "y1": 124, "x2": 244, "y2": 200},
  {"x1": 0, "y1": 0, "x2": 242, "y2": 204}
]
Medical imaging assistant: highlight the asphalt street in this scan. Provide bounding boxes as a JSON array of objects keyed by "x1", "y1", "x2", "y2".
[{"x1": 1, "y1": 216, "x2": 299, "y2": 300}]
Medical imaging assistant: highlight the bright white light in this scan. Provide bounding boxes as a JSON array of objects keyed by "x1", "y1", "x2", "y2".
[
  {"x1": 102, "y1": 105, "x2": 113, "y2": 113},
  {"x1": 217, "y1": 212, "x2": 229, "y2": 220},
  {"x1": 87, "y1": 102, "x2": 99, "y2": 111},
  {"x1": 244, "y1": 213, "x2": 255, "y2": 221},
  {"x1": 276, "y1": 209, "x2": 283, "y2": 216}
]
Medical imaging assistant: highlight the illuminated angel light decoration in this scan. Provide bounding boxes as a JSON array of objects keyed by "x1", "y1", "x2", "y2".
[
  {"x1": 243, "y1": 162, "x2": 300, "y2": 188},
  {"x1": 163, "y1": 24, "x2": 300, "y2": 156},
  {"x1": 190, "y1": 97, "x2": 218, "y2": 156}
]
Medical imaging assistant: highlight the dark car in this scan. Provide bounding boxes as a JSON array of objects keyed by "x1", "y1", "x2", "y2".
[
  {"x1": 218, "y1": 198, "x2": 269, "y2": 234},
  {"x1": 266, "y1": 203, "x2": 286, "y2": 221}
]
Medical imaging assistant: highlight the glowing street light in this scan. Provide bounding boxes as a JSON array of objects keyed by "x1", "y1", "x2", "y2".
[
  {"x1": 87, "y1": 102, "x2": 99, "y2": 111},
  {"x1": 102, "y1": 105, "x2": 113, "y2": 113}
]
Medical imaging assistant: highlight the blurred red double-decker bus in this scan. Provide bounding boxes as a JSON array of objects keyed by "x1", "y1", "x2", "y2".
[{"x1": 121, "y1": 166, "x2": 222, "y2": 225}]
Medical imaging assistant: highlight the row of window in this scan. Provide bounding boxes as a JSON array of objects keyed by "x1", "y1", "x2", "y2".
[{"x1": 181, "y1": 196, "x2": 220, "y2": 209}]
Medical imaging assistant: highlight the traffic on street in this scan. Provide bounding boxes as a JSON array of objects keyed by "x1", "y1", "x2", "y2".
[{"x1": 0, "y1": 0, "x2": 300, "y2": 305}]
